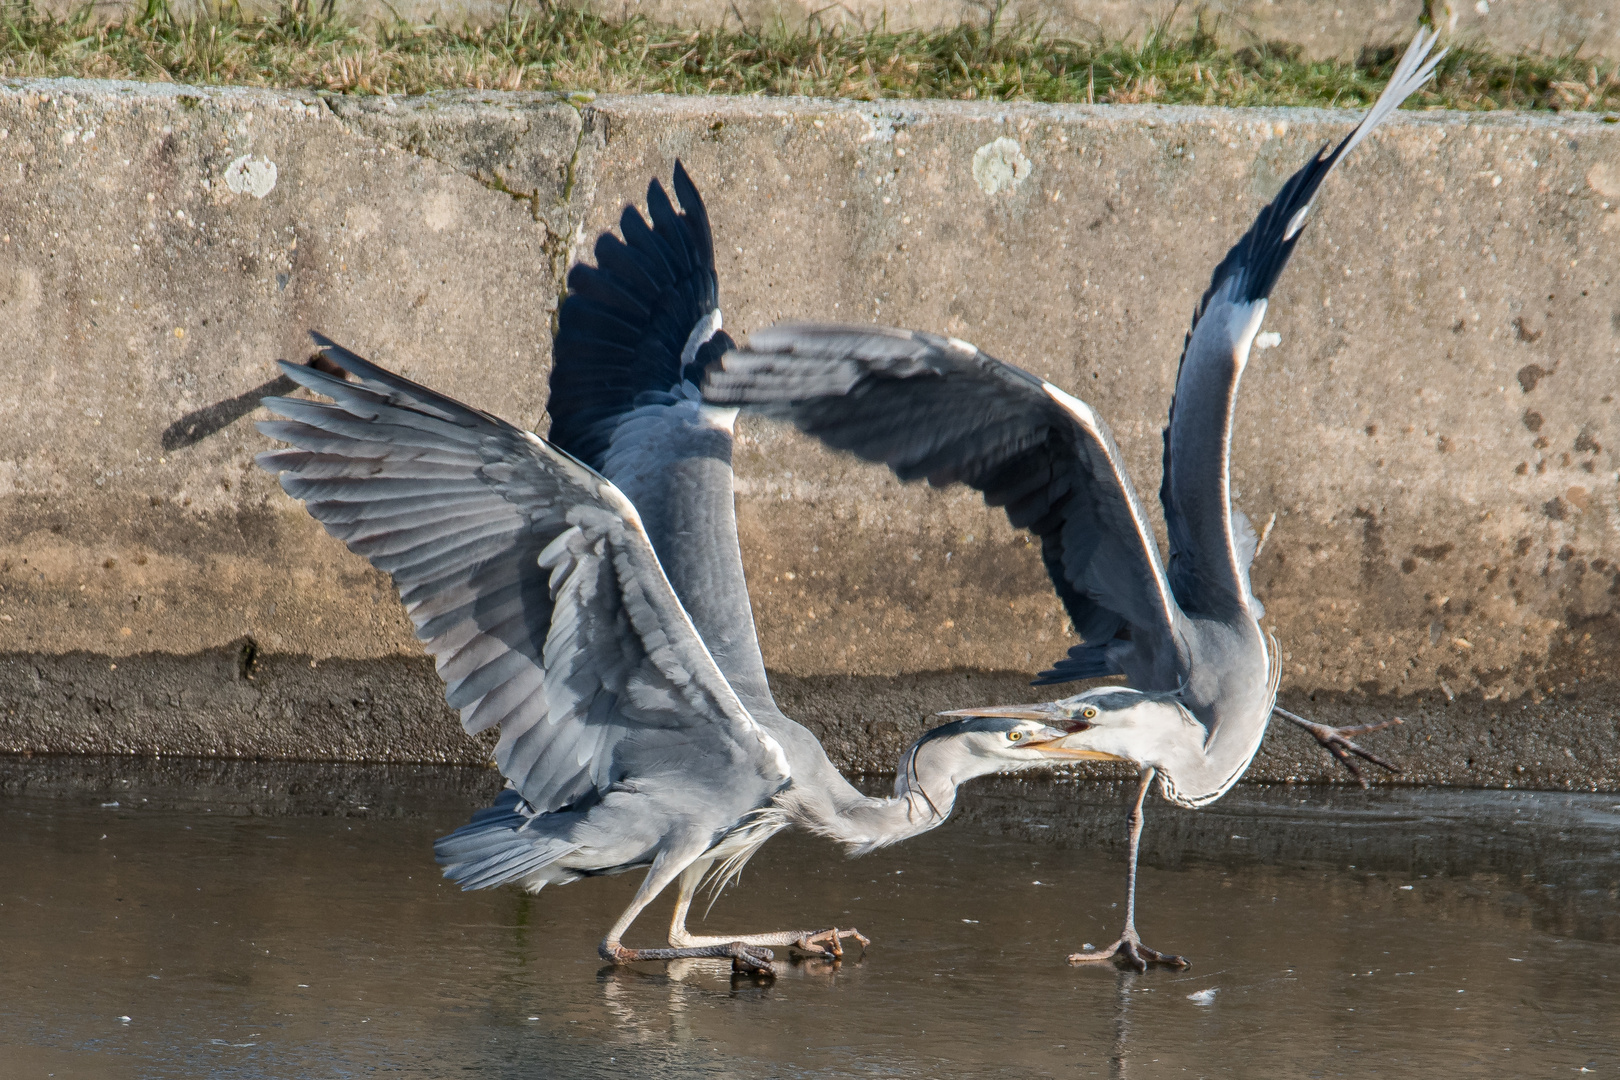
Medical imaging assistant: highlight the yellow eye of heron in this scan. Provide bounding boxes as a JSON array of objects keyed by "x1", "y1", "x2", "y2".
[
  {"x1": 1008, "y1": 731, "x2": 1023, "y2": 741},
  {"x1": 1082, "y1": 707, "x2": 1098, "y2": 720}
]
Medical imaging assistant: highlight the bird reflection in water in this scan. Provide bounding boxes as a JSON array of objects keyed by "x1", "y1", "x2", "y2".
[{"x1": 593, "y1": 950, "x2": 861, "y2": 1047}]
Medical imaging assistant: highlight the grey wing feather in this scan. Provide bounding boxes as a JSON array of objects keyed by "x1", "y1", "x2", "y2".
[
  {"x1": 258, "y1": 339, "x2": 788, "y2": 815},
  {"x1": 706, "y1": 323, "x2": 1185, "y2": 688},
  {"x1": 597, "y1": 398, "x2": 776, "y2": 710},
  {"x1": 548, "y1": 164, "x2": 777, "y2": 711},
  {"x1": 1160, "y1": 28, "x2": 1444, "y2": 618}
]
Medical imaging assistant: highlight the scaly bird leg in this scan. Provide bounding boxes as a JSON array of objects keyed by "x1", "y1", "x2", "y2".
[
  {"x1": 666, "y1": 861, "x2": 869, "y2": 960},
  {"x1": 599, "y1": 855, "x2": 775, "y2": 974},
  {"x1": 1070, "y1": 767, "x2": 1189, "y2": 972},
  {"x1": 1273, "y1": 706, "x2": 1403, "y2": 788}
]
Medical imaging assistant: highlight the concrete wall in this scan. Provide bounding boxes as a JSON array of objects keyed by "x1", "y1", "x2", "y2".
[
  {"x1": 44, "y1": 1, "x2": 1620, "y2": 60},
  {"x1": 1, "y1": 80, "x2": 1618, "y2": 787}
]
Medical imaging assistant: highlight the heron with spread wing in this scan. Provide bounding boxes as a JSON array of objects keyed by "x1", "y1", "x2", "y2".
[
  {"x1": 258, "y1": 165, "x2": 1087, "y2": 974},
  {"x1": 705, "y1": 31, "x2": 1446, "y2": 969}
]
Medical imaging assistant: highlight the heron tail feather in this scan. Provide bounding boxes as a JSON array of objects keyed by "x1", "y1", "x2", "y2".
[{"x1": 434, "y1": 789, "x2": 581, "y2": 892}]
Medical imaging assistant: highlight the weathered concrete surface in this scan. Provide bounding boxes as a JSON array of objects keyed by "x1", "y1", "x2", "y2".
[{"x1": 1, "y1": 82, "x2": 1618, "y2": 787}]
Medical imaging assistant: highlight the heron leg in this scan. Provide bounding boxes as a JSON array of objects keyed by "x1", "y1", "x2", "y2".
[
  {"x1": 1274, "y1": 706, "x2": 1403, "y2": 787},
  {"x1": 599, "y1": 854, "x2": 776, "y2": 973},
  {"x1": 1069, "y1": 767, "x2": 1189, "y2": 972},
  {"x1": 666, "y1": 861, "x2": 869, "y2": 959}
]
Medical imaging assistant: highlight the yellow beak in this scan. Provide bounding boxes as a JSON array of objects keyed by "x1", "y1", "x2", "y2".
[
  {"x1": 1024, "y1": 742, "x2": 1129, "y2": 762},
  {"x1": 939, "y1": 704, "x2": 1059, "y2": 721}
]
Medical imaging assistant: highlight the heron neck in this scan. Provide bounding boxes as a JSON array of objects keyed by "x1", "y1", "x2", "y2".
[
  {"x1": 779, "y1": 734, "x2": 1009, "y2": 855},
  {"x1": 1152, "y1": 681, "x2": 1278, "y2": 809}
]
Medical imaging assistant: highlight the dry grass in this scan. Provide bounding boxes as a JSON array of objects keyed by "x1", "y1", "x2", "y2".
[{"x1": 1, "y1": 0, "x2": 1618, "y2": 112}]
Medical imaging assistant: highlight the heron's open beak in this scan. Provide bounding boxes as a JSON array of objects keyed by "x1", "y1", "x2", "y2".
[
  {"x1": 1023, "y1": 738, "x2": 1127, "y2": 762},
  {"x1": 940, "y1": 704, "x2": 1060, "y2": 722},
  {"x1": 939, "y1": 705, "x2": 1128, "y2": 762}
]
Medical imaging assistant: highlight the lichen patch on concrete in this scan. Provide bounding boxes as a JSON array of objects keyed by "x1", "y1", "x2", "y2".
[
  {"x1": 223, "y1": 154, "x2": 277, "y2": 198},
  {"x1": 971, "y1": 136, "x2": 1032, "y2": 195}
]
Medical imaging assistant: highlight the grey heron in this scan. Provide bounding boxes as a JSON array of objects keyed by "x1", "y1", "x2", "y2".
[
  {"x1": 257, "y1": 164, "x2": 1087, "y2": 974},
  {"x1": 704, "y1": 30, "x2": 1446, "y2": 969}
]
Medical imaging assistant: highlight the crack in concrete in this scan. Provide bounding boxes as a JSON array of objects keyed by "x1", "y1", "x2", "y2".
[
  {"x1": 312, "y1": 88, "x2": 597, "y2": 383},
  {"x1": 544, "y1": 94, "x2": 594, "y2": 341}
]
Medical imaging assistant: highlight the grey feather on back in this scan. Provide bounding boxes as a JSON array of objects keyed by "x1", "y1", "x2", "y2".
[
  {"x1": 598, "y1": 395, "x2": 777, "y2": 710},
  {"x1": 258, "y1": 345, "x2": 788, "y2": 817}
]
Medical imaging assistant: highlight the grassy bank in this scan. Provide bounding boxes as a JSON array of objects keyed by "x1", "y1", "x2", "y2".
[{"x1": 1, "y1": 0, "x2": 1618, "y2": 111}]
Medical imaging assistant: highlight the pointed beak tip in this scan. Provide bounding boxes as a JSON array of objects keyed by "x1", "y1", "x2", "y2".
[
  {"x1": 937, "y1": 705, "x2": 1056, "y2": 721},
  {"x1": 1021, "y1": 732, "x2": 1129, "y2": 763}
]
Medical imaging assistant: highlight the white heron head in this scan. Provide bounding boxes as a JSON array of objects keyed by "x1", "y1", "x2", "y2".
[
  {"x1": 908, "y1": 714, "x2": 1088, "y2": 775},
  {"x1": 938, "y1": 686, "x2": 1203, "y2": 772}
]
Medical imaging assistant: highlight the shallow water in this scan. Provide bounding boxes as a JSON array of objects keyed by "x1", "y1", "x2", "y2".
[{"x1": 3, "y1": 759, "x2": 1618, "y2": 1079}]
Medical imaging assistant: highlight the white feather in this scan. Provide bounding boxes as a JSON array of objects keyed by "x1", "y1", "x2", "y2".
[{"x1": 681, "y1": 308, "x2": 723, "y2": 368}]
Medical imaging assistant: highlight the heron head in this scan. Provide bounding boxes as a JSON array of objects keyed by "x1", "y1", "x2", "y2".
[
  {"x1": 912, "y1": 714, "x2": 1086, "y2": 772},
  {"x1": 939, "y1": 686, "x2": 1199, "y2": 768}
]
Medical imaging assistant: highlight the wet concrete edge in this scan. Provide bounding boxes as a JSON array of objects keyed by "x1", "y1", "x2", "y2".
[{"x1": 3, "y1": 646, "x2": 1615, "y2": 789}]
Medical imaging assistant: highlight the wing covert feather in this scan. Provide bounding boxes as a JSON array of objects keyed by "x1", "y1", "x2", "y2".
[
  {"x1": 258, "y1": 342, "x2": 788, "y2": 815},
  {"x1": 705, "y1": 323, "x2": 1184, "y2": 685}
]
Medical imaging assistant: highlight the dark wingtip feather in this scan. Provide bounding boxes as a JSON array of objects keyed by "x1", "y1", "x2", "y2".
[
  {"x1": 672, "y1": 159, "x2": 714, "y2": 258},
  {"x1": 1192, "y1": 27, "x2": 1443, "y2": 313},
  {"x1": 548, "y1": 163, "x2": 723, "y2": 469},
  {"x1": 1032, "y1": 643, "x2": 1116, "y2": 685}
]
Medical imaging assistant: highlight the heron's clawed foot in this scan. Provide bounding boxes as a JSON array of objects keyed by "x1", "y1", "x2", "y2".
[
  {"x1": 1275, "y1": 707, "x2": 1404, "y2": 787},
  {"x1": 790, "y1": 927, "x2": 870, "y2": 960},
  {"x1": 1069, "y1": 930, "x2": 1189, "y2": 973},
  {"x1": 728, "y1": 944, "x2": 776, "y2": 974}
]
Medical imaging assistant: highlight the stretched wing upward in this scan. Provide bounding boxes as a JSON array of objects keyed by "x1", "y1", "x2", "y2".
[
  {"x1": 549, "y1": 161, "x2": 734, "y2": 469},
  {"x1": 704, "y1": 324, "x2": 1186, "y2": 688},
  {"x1": 547, "y1": 163, "x2": 776, "y2": 711},
  {"x1": 1161, "y1": 28, "x2": 1445, "y2": 618},
  {"x1": 258, "y1": 337, "x2": 789, "y2": 815}
]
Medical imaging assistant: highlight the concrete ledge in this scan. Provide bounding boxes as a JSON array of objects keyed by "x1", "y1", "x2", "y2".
[{"x1": 2, "y1": 81, "x2": 1618, "y2": 786}]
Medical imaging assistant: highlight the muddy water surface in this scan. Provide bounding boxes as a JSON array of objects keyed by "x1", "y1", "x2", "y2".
[{"x1": 2, "y1": 759, "x2": 1617, "y2": 1078}]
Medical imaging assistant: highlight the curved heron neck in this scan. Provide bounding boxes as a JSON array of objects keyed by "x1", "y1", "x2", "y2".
[
  {"x1": 1152, "y1": 633, "x2": 1280, "y2": 808},
  {"x1": 777, "y1": 733, "x2": 1006, "y2": 855}
]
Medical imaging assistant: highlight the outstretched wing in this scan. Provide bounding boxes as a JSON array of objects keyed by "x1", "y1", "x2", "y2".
[
  {"x1": 704, "y1": 324, "x2": 1185, "y2": 689},
  {"x1": 258, "y1": 337, "x2": 789, "y2": 815},
  {"x1": 549, "y1": 161, "x2": 734, "y2": 469},
  {"x1": 1160, "y1": 28, "x2": 1445, "y2": 618},
  {"x1": 547, "y1": 163, "x2": 776, "y2": 711}
]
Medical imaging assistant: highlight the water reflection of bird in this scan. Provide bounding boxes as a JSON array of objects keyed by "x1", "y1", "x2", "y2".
[
  {"x1": 257, "y1": 165, "x2": 1084, "y2": 974},
  {"x1": 704, "y1": 31, "x2": 1445, "y2": 969}
]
